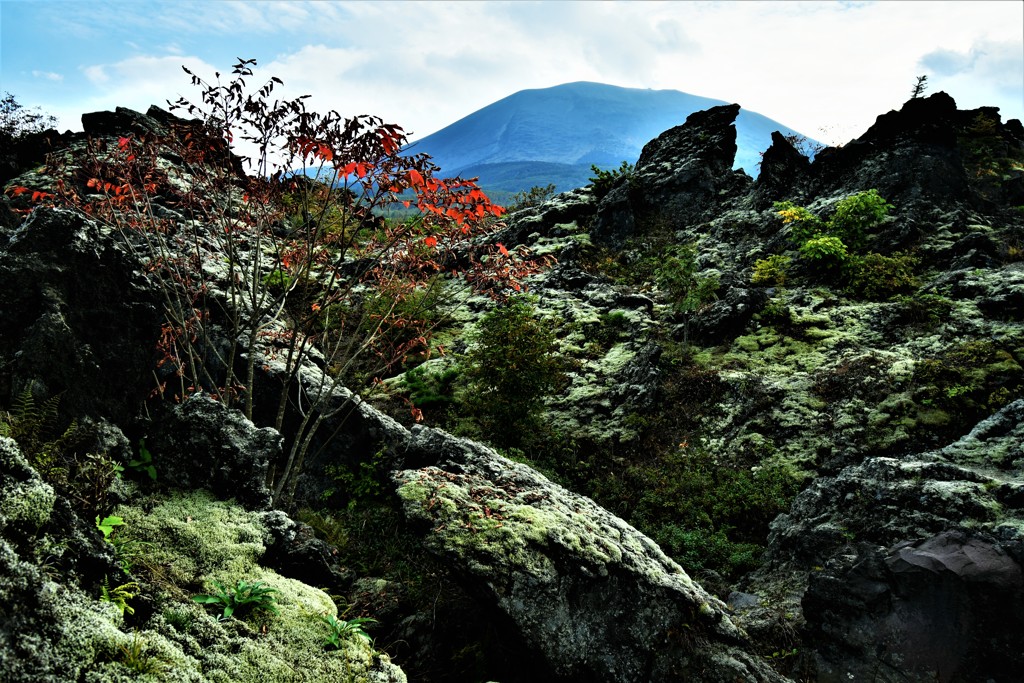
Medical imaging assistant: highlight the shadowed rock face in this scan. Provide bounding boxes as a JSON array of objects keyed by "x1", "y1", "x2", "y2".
[
  {"x1": 591, "y1": 103, "x2": 750, "y2": 246},
  {"x1": 394, "y1": 425, "x2": 789, "y2": 683}
]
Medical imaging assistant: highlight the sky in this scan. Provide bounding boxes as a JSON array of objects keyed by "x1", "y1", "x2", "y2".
[{"x1": 1, "y1": 0, "x2": 1022, "y2": 149}]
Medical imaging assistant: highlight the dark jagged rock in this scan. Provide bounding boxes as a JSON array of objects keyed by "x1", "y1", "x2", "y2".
[
  {"x1": 0, "y1": 208, "x2": 163, "y2": 424},
  {"x1": 804, "y1": 531, "x2": 1023, "y2": 682},
  {"x1": 591, "y1": 103, "x2": 752, "y2": 246},
  {"x1": 0, "y1": 128, "x2": 73, "y2": 187},
  {"x1": 688, "y1": 286, "x2": 769, "y2": 345},
  {"x1": 753, "y1": 131, "x2": 811, "y2": 209},
  {"x1": 146, "y1": 394, "x2": 279, "y2": 510},
  {"x1": 259, "y1": 510, "x2": 355, "y2": 589},
  {"x1": 81, "y1": 106, "x2": 169, "y2": 138}
]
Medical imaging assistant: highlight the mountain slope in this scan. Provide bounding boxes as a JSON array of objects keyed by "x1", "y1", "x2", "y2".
[{"x1": 405, "y1": 81, "x2": 813, "y2": 193}]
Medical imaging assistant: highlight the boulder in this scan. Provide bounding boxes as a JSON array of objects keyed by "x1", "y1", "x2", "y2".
[
  {"x1": 751, "y1": 400, "x2": 1024, "y2": 680},
  {"x1": 146, "y1": 393, "x2": 280, "y2": 510},
  {"x1": 394, "y1": 426, "x2": 791, "y2": 682}
]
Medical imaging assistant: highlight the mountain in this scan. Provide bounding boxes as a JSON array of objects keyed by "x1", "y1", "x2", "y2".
[{"x1": 404, "y1": 81, "x2": 814, "y2": 195}]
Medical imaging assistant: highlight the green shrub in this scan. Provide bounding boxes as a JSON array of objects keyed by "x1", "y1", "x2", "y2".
[
  {"x1": 589, "y1": 161, "x2": 634, "y2": 200},
  {"x1": 615, "y1": 446, "x2": 799, "y2": 580},
  {"x1": 506, "y1": 183, "x2": 557, "y2": 212},
  {"x1": 845, "y1": 252, "x2": 918, "y2": 300},
  {"x1": 751, "y1": 254, "x2": 791, "y2": 286},
  {"x1": 582, "y1": 310, "x2": 630, "y2": 349},
  {"x1": 657, "y1": 245, "x2": 720, "y2": 312},
  {"x1": 798, "y1": 235, "x2": 849, "y2": 268},
  {"x1": 891, "y1": 292, "x2": 954, "y2": 329},
  {"x1": 774, "y1": 201, "x2": 824, "y2": 246},
  {"x1": 776, "y1": 189, "x2": 892, "y2": 253},
  {"x1": 462, "y1": 297, "x2": 564, "y2": 449},
  {"x1": 403, "y1": 364, "x2": 460, "y2": 413},
  {"x1": 827, "y1": 189, "x2": 892, "y2": 250},
  {"x1": 913, "y1": 340, "x2": 1023, "y2": 435}
]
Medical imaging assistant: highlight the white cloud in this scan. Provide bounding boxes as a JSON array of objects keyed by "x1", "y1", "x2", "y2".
[
  {"x1": 31, "y1": 70, "x2": 64, "y2": 82},
  {"x1": 13, "y1": 1, "x2": 1022, "y2": 147},
  {"x1": 47, "y1": 55, "x2": 220, "y2": 132}
]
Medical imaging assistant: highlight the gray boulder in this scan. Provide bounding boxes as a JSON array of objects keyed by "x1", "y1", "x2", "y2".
[{"x1": 394, "y1": 426, "x2": 791, "y2": 682}]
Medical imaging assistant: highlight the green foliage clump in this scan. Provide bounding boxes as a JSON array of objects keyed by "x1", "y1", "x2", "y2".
[
  {"x1": 1, "y1": 389, "x2": 126, "y2": 515},
  {"x1": 914, "y1": 340, "x2": 1023, "y2": 434},
  {"x1": 321, "y1": 446, "x2": 388, "y2": 509},
  {"x1": 506, "y1": 183, "x2": 557, "y2": 212},
  {"x1": 596, "y1": 444, "x2": 800, "y2": 580},
  {"x1": 844, "y1": 252, "x2": 918, "y2": 300},
  {"x1": 891, "y1": 292, "x2": 954, "y2": 329},
  {"x1": 655, "y1": 244, "x2": 720, "y2": 347},
  {"x1": 581, "y1": 310, "x2": 630, "y2": 350},
  {"x1": 827, "y1": 189, "x2": 892, "y2": 250},
  {"x1": 193, "y1": 579, "x2": 280, "y2": 621},
  {"x1": 404, "y1": 364, "x2": 460, "y2": 413},
  {"x1": 751, "y1": 254, "x2": 791, "y2": 286},
  {"x1": 115, "y1": 631, "x2": 168, "y2": 675},
  {"x1": 100, "y1": 578, "x2": 139, "y2": 617},
  {"x1": 262, "y1": 268, "x2": 294, "y2": 293},
  {"x1": 657, "y1": 244, "x2": 720, "y2": 315},
  {"x1": 322, "y1": 613, "x2": 377, "y2": 649},
  {"x1": 589, "y1": 161, "x2": 635, "y2": 200},
  {"x1": 775, "y1": 190, "x2": 893, "y2": 272},
  {"x1": 350, "y1": 277, "x2": 449, "y2": 381},
  {"x1": 798, "y1": 235, "x2": 849, "y2": 269},
  {"x1": 463, "y1": 297, "x2": 565, "y2": 449},
  {"x1": 774, "y1": 201, "x2": 824, "y2": 246}
]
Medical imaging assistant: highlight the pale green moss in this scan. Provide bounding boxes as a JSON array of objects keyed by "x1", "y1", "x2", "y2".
[
  {"x1": 117, "y1": 490, "x2": 266, "y2": 585},
  {"x1": 0, "y1": 437, "x2": 56, "y2": 531},
  {"x1": 0, "y1": 475, "x2": 55, "y2": 531}
]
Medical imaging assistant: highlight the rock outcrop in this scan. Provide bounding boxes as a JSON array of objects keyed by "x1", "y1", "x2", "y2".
[
  {"x1": 2, "y1": 88, "x2": 1023, "y2": 682},
  {"x1": 395, "y1": 426, "x2": 788, "y2": 683}
]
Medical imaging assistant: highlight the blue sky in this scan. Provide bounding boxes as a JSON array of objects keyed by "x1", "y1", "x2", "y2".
[{"x1": 2, "y1": 0, "x2": 1022, "y2": 147}]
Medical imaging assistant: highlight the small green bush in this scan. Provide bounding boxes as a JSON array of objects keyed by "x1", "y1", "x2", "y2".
[
  {"x1": 828, "y1": 189, "x2": 892, "y2": 250},
  {"x1": 799, "y1": 235, "x2": 849, "y2": 268},
  {"x1": 845, "y1": 252, "x2": 918, "y2": 300},
  {"x1": 589, "y1": 161, "x2": 634, "y2": 200},
  {"x1": 462, "y1": 297, "x2": 564, "y2": 449},
  {"x1": 751, "y1": 254, "x2": 791, "y2": 286},
  {"x1": 612, "y1": 445, "x2": 800, "y2": 580},
  {"x1": 776, "y1": 189, "x2": 892, "y2": 253},
  {"x1": 506, "y1": 183, "x2": 557, "y2": 212},
  {"x1": 774, "y1": 201, "x2": 824, "y2": 246},
  {"x1": 193, "y1": 579, "x2": 280, "y2": 621},
  {"x1": 891, "y1": 292, "x2": 954, "y2": 329},
  {"x1": 404, "y1": 364, "x2": 460, "y2": 413},
  {"x1": 657, "y1": 245, "x2": 720, "y2": 312}
]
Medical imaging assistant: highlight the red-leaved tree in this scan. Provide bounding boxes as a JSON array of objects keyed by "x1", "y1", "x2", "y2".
[{"x1": 7, "y1": 58, "x2": 550, "y2": 505}]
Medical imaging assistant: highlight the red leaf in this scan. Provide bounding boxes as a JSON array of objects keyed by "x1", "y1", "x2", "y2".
[
  {"x1": 408, "y1": 169, "x2": 424, "y2": 187},
  {"x1": 424, "y1": 236, "x2": 438, "y2": 248},
  {"x1": 8, "y1": 186, "x2": 30, "y2": 196},
  {"x1": 497, "y1": 243, "x2": 509, "y2": 256},
  {"x1": 118, "y1": 137, "x2": 131, "y2": 150},
  {"x1": 318, "y1": 144, "x2": 333, "y2": 162}
]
